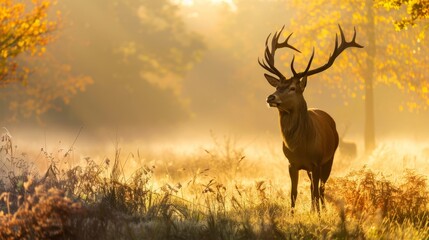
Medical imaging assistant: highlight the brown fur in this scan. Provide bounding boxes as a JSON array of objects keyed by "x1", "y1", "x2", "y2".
[
  {"x1": 268, "y1": 79, "x2": 339, "y2": 212},
  {"x1": 280, "y1": 107, "x2": 339, "y2": 212}
]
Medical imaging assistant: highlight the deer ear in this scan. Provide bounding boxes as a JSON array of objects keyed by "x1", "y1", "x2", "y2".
[
  {"x1": 264, "y1": 74, "x2": 280, "y2": 87},
  {"x1": 300, "y1": 76, "x2": 307, "y2": 90}
]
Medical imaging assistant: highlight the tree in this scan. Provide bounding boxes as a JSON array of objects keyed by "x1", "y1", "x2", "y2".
[
  {"x1": 289, "y1": 0, "x2": 429, "y2": 153},
  {"x1": 376, "y1": 0, "x2": 429, "y2": 30},
  {"x1": 0, "y1": 0, "x2": 94, "y2": 123},
  {"x1": 0, "y1": 0, "x2": 57, "y2": 86}
]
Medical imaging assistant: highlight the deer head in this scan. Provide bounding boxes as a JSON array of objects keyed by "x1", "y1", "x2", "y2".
[{"x1": 259, "y1": 25, "x2": 363, "y2": 113}]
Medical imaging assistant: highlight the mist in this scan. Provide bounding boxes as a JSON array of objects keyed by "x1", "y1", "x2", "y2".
[{"x1": 1, "y1": 0, "x2": 428, "y2": 155}]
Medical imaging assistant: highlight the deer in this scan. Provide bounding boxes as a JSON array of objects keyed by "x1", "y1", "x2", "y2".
[
  {"x1": 339, "y1": 125, "x2": 357, "y2": 159},
  {"x1": 258, "y1": 25, "x2": 363, "y2": 213}
]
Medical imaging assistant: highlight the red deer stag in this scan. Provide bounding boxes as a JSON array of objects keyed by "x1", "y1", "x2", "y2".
[{"x1": 258, "y1": 25, "x2": 363, "y2": 212}]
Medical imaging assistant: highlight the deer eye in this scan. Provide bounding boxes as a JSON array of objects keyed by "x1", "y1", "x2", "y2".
[
  {"x1": 289, "y1": 86, "x2": 296, "y2": 92},
  {"x1": 277, "y1": 86, "x2": 287, "y2": 92}
]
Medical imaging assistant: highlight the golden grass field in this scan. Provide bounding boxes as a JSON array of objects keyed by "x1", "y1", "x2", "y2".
[{"x1": 1, "y1": 131, "x2": 429, "y2": 239}]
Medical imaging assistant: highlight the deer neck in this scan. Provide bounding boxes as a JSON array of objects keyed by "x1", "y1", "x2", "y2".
[{"x1": 279, "y1": 99, "x2": 312, "y2": 151}]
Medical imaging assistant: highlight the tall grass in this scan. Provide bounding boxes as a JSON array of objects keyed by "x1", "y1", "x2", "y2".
[{"x1": 1, "y1": 130, "x2": 429, "y2": 239}]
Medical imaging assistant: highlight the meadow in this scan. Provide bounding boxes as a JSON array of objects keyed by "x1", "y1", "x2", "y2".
[{"x1": 1, "y1": 130, "x2": 429, "y2": 239}]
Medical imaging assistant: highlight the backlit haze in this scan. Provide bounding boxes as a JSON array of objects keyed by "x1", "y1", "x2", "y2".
[{"x1": 1, "y1": 0, "x2": 429, "y2": 173}]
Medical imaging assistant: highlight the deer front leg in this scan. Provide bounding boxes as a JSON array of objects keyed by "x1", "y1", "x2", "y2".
[
  {"x1": 307, "y1": 171, "x2": 315, "y2": 210},
  {"x1": 289, "y1": 165, "x2": 299, "y2": 213},
  {"x1": 311, "y1": 168, "x2": 321, "y2": 213}
]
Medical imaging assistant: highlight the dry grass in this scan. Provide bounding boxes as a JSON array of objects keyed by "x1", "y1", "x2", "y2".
[{"x1": 2, "y1": 130, "x2": 429, "y2": 239}]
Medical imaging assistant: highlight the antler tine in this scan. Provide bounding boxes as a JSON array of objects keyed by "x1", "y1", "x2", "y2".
[
  {"x1": 259, "y1": 58, "x2": 277, "y2": 75},
  {"x1": 258, "y1": 58, "x2": 269, "y2": 72},
  {"x1": 265, "y1": 33, "x2": 272, "y2": 46},
  {"x1": 303, "y1": 25, "x2": 364, "y2": 77},
  {"x1": 292, "y1": 48, "x2": 314, "y2": 79},
  {"x1": 291, "y1": 55, "x2": 297, "y2": 76},
  {"x1": 279, "y1": 32, "x2": 301, "y2": 53},
  {"x1": 258, "y1": 43, "x2": 281, "y2": 76},
  {"x1": 271, "y1": 25, "x2": 285, "y2": 53},
  {"x1": 352, "y1": 26, "x2": 364, "y2": 48},
  {"x1": 259, "y1": 32, "x2": 273, "y2": 74},
  {"x1": 263, "y1": 33, "x2": 273, "y2": 65},
  {"x1": 334, "y1": 33, "x2": 339, "y2": 52},
  {"x1": 303, "y1": 47, "x2": 315, "y2": 74},
  {"x1": 264, "y1": 45, "x2": 272, "y2": 65},
  {"x1": 338, "y1": 24, "x2": 346, "y2": 44},
  {"x1": 258, "y1": 55, "x2": 276, "y2": 75},
  {"x1": 352, "y1": 26, "x2": 357, "y2": 42}
]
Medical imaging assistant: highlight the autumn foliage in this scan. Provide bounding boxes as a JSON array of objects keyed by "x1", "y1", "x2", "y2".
[
  {"x1": 376, "y1": 0, "x2": 429, "y2": 30},
  {"x1": 0, "y1": 0, "x2": 95, "y2": 122},
  {"x1": 0, "y1": 0, "x2": 59, "y2": 86}
]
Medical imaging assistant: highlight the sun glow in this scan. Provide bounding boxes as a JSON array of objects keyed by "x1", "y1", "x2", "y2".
[
  {"x1": 175, "y1": 0, "x2": 194, "y2": 6},
  {"x1": 172, "y1": 0, "x2": 237, "y2": 11}
]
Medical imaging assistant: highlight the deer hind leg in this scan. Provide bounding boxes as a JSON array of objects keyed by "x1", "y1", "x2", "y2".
[{"x1": 320, "y1": 158, "x2": 334, "y2": 209}]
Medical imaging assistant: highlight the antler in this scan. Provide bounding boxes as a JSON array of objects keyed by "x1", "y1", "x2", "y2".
[
  {"x1": 258, "y1": 25, "x2": 301, "y2": 81},
  {"x1": 303, "y1": 25, "x2": 363, "y2": 78},
  {"x1": 259, "y1": 25, "x2": 363, "y2": 81}
]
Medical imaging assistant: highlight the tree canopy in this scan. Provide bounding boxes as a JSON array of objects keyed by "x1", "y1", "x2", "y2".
[
  {"x1": 0, "y1": 0, "x2": 95, "y2": 122},
  {"x1": 289, "y1": 0, "x2": 429, "y2": 111},
  {"x1": 0, "y1": 0, "x2": 57, "y2": 86},
  {"x1": 376, "y1": 0, "x2": 429, "y2": 30}
]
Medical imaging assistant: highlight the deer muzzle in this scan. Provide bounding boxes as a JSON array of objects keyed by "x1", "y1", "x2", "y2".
[{"x1": 267, "y1": 94, "x2": 281, "y2": 107}]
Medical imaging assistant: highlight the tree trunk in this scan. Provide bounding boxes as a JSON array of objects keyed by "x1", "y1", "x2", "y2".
[{"x1": 365, "y1": 0, "x2": 376, "y2": 153}]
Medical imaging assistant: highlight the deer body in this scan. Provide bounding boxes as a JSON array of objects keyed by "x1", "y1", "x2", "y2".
[
  {"x1": 281, "y1": 109, "x2": 338, "y2": 168},
  {"x1": 281, "y1": 108, "x2": 339, "y2": 211},
  {"x1": 259, "y1": 25, "x2": 362, "y2": 212}
]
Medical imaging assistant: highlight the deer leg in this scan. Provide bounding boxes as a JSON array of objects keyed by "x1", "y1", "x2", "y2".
[
  {"x1": 320, "y1": 158, "x2": 334, "y2": 209},
  {"x1": 289, "y1": 165, "x2": 299, "y2": 213},
  {"x1": 320, "y1": 181, "x2": 326, "y2": 210},
  {"x1": 307, "y1": 171, "x2": 315, "y2": 211},
  {"x1": 311, "y1": 168, "x2": 321, "y2": 213}
]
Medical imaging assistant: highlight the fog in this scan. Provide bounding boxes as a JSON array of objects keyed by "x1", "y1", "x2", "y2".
[{"x1": 1, "y1": 0, "x2": 429, "y2": 156}]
